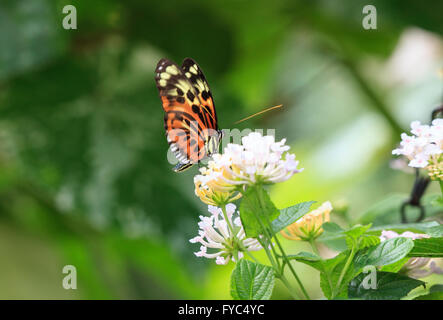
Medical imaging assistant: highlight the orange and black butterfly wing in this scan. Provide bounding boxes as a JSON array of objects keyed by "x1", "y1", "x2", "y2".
[
  {"x1": 155, "y1": 59, "x2": 213, "y2": 171},
  {"x1": 181, "y1": 58, "x2": 218, "y2": 131}
]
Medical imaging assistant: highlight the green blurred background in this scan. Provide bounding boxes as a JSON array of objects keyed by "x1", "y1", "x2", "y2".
[{"x1": 0, "y1": 0, "x2": 442, "y2": 299}]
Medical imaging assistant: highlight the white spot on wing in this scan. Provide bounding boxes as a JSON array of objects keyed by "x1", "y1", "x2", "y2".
[
  {"x1": 160, "y1": 72, "x2": 171, "y2": 80},
  {"x1": 190, "y1": 65, "x2": 198, "y2": 75},
  {"x1": 166, "y1": 65, "x2": 179, "y2": 75}
]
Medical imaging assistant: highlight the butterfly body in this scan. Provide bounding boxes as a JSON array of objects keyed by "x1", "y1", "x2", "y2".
[{"x1": 155, "y1": 58, "x2": 221, "y2": 172}]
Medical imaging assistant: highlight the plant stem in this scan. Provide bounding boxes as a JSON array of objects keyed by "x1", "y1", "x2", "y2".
[
  {"x1": 273, "y1": 234, "x2": 311, "y2": 300},
  {"x1": 253, "y1": 186, "x2": 309, "y2": 299},
  {"x1": 250, "y1": 190, "x2": 282, "y2": 271},
  {"x1": 221, "y1": 205, "x2": 261, "y2": 264},
  {"x1": 439, "y1": 180, "x2": 443, "y2": 199},
  {"x1": 279, "y1": 274, "x2": 302, "y2": 300},
  {"x1": 253, "y1": 211, "x2": 280, "y2": 269},
  {"x1": 333, "y1": 240, "x2": 358, "y2": 298},
  {"x1": 221, "y1": 204, "x2": 235, "y2": 234},
  {"x1": 309, "y1": 239, "x2": 333, "y2": 294},
  {"x1": 249, "y1": 185, "x2": 304, "y2": 300},
  {"x1": 267, "y1": 232, "x2": 282, "y2": 270},
  {"x1": 259, "y1": 237, "x2": 279, "y2": 269},
  {"x1": 257, "y1": 236, "x2": 301, "y2": 300}
]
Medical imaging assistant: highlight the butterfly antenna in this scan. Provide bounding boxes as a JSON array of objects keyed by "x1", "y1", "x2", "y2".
[{"x1": 234, "y1": 104, "x2": 283, "y2": 124}]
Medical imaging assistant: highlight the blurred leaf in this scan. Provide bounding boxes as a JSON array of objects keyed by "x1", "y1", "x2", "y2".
[
  {"x1": 108, "y1": 233, "x2": 203, "y2": 299},
  {"x1": 368, "y1": 221, "x2": 440, "y2": 235},
  {"x1": 123, "y1": 0, "x2": 234, "y2": 77},
  {"x1": 322, "y1": 222, "x2": 344, "y2": 234},
  {"x1": 358, "y1": 194, "x2": 443, "y2": 226},
  {"x1": 0, "y1": 0, "x2": 62, "y2": 81}
]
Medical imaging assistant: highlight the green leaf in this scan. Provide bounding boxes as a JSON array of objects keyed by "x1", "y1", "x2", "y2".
[
  {"x1": 379, "y1": 257, "x2": 409, "y2": 273},
  {"x1": 230, "y1": 259, "x2": 275, "y2": 300},
  {"x1": 348, "y1": 272, "x2": 425, "y2": 300},
  {"x1": 358, "y1": 234, "x2": 380, "y2": 249},
  {"x1": 344, "y1": 224, "x2": 372, "y2": 250},
  {"x1": 320, "y1": 224, "x2": 373, "y2": 252},
  {"x1": 355, "y1": 237, "x2": 414, "y2": 269},
  {"x1": 345, "y1": 224, "x2": 372, "y2": 240},
  {"x1": 408, "y1": 237, "x2": 443, "y2": 258},
  {"x1": 368, "y1": 221, "x2": 440, "y2": 235},
  {"x1": 413, "y1": 292, "x2": 443, "y2": 300},
  {"x1": 430, "y1": 284, "x2": 443, "y2": 293},
  {"x1": 319, "y1": 221, "x2": 439, "y2": 251},
  {"x1": 345, "y1": 234, "x2": 380, "y2": 251},
  {"x1": 414, "y1": 284, "x2": 443, "y2": 299},
  {"x1": 426, "y1": 225, "x2": 443, "y2": 237},
  {"x1": 318, "y1": 233, "x2": 348, "y2": 252},
  {"x1": 295, "y1": 251, "x2": 346, "y2": 272},
  {"x1": 286, "y1": 251, "x2": 321, "y2": 262},
  {"x1": 320, "y1": 251, "x2": 362, "y2": 299},
  {"x1": 239, "y1": 185, "x2": 280, "y2": 238},
  {"x1": 296, "y1": 250, "x2": 361, "y2": 299},
  {"x1": 270, "y1": 201, "x2": 315, "y2": 234},
  {"x1": 322, "y1": 222, "x2": 344, "y2": 234}
]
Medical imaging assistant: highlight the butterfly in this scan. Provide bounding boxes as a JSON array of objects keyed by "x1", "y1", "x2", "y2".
[{"x1": 155, "y1": 58, "x2": 223, "y2": 172}]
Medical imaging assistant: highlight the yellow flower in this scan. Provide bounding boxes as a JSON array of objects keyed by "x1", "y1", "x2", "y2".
[
  {"x1": 426, "y1": 154, "x2": 443, "y2": 181},
  {"x1": 281, "y1": 201, "x2": 332, "y2": 241},
  {"x1": 194, "y1": 162, "x2": 241, "y2": 206}
]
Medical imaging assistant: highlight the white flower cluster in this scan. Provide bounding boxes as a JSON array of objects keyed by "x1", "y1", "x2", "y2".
[
  {"x1": 197, "y1": 132, "x2": 303, "y2": 189},
  {"x1": 392, "y1": 119, "x2": 443, "y2": 168},
  {"x1": 380, "y1": 230, "x2": 443, "y2": 278},
  {"x1": 189, "y1": 204, "x2": 262, "y2": 265}
]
